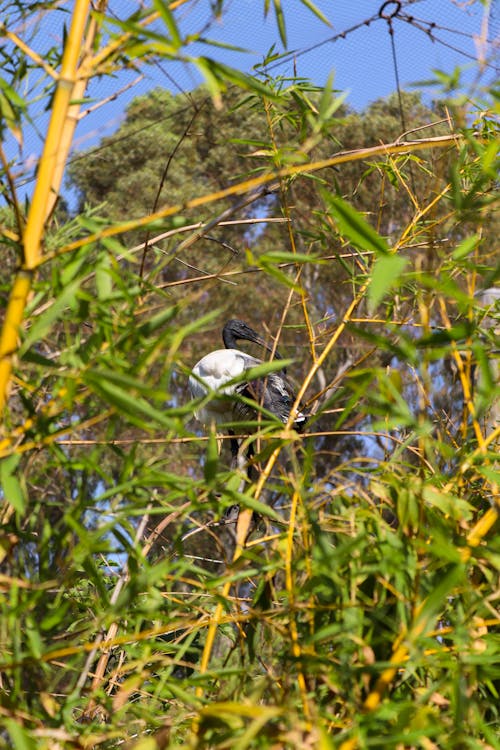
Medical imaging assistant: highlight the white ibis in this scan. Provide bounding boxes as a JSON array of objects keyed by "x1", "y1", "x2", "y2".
[{"x1": 189, "y1": 319, "x2": 308, "y2": 463}]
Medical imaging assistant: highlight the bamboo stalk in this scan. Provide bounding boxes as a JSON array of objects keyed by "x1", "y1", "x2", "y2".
[
  {"x1": 0, "y1": 272, "x2": 32, "y2": 409},
  {"x1": 23, "y1": 0, "x2": 90, "y2": 268},
  {"x1": 0, "y1": 0, "x2": 93, "y2": 414},
  {"x1": 46, "y1": 0, "x2": 109, "y2": 218},
  {"x1": 285, "y1": 487, "x2": 312, "y2": 726}
]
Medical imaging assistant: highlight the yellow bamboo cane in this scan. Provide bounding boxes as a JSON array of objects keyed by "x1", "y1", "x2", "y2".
[
  {"x1": 0, "y1": 272, "x2": 33, "y2": 411},
  {"x1": 0, "y1": 0, "x2": 93, "y2": 415},
  {"x1": 46, "y1": 0, "x2": 109, "y2": 219},
  {"x1": 35, "y1": 134, "x2": 463, "y2": 268}
]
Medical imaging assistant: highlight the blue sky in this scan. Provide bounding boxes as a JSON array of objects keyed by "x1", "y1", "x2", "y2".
[
  {"x1": 4, "y1": 0, "x2": 498, "y2": 201},
  {"x1": 171, "y1": 0, "x2": 495, "y2": 103}
]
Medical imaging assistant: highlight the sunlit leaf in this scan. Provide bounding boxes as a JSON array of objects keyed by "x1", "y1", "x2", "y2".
[
  {"x1": 368, "y1": 253, "x2": 407, "y2": 311},
  {"x1": 322, "y1": 191, "x2": 389, "y2": 255},
  {"x1": 204, "y1": 429, "x2": 219, "y2": 484},
  {"x1": 299, "y1": 0, "x2": 332, "y2": 27},
  {"x1": 4, "y1": 720, "x2": 37, "y2": 750},
  {"x1": 193, "y1": 57, "x2": 278, "y2": 101},
  {"x1": 412, "y1": 564, "x2": 466, "y2": 641},
  {"x1": 20, "y1": 279, "x2": 82, "y2": 353},
  {"x1": 452, "y1": 234, "x2": 481, "y2": 260},
  {"x1": 84, "y1": 369, "x2": 175, "y2": 428},
  {"x1": 259, "y1": 250, "x2": 319, "y2": 264},
  {"x1": 422, "y1": 485, "x2": 474, "y2": 521},
  {"x1": 0, "y1": 454, "x2": 25, "y2": 514},
  {"x1": 317, "y1": 71, "x2": 347, "y2": 124},
  {"x1": 152, "y1": 0, "x2": 182, "y2": 48},
  {"x1": 95, "y1": 254, "x2": 113, "y2": 300},
  {"x1": 272, "y1": 0, "x2": 287, "y2": 47},
  {"x1": 221, "y1": 489, "x2": 282, "y2": 522}
]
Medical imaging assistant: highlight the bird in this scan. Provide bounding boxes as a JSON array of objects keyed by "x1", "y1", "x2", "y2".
[{"x1": 189, "y1": 319, "x2": 308, "y2": 465}]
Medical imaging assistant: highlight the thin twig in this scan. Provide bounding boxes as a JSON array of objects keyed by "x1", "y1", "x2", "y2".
[
  {"x1": 140, "y1": 105, "x2": 202, "y2": 278},
  {"x1": 37, "y1": 134, "x2": 464, "y2": 266}
]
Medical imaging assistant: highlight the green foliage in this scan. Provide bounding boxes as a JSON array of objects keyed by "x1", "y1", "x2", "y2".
[{"x1": 0, "y1": 1, "x2": 499, "y2": 749}]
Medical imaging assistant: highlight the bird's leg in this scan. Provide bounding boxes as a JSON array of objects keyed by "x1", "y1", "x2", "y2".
[
  {"x1": 224, "y1": 433, "x2": 256, "y2": 520},
  {"x1": 229, "y1": 431, "x2": 240, "y2": 470},
  {"x1": 224, "y1": 434, "x2": 258, "y2": 529},
  {"x1": 236, "y1": 440, "x2": 259, "y2": 539},
  {"x1": 228, "y1": 430, "x2": 251, "y2": 476},
  {"x1": 235, "y1": 436, "x2": 256, "y2": 492}
]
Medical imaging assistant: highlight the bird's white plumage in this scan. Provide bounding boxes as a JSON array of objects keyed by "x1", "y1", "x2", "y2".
[
  {"x1": 188, "y1": 349, "x2": 261, "y2": 425},
  {"x1": 189, "y1": 319, "x2": 308, "y2": 436}
]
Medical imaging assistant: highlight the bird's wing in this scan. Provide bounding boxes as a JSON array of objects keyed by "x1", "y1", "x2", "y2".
[{"x1": 237, "y1": 372, "x2": 308, "y2": 429}]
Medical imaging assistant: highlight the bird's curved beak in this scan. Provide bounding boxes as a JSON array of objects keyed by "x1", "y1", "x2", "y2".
[{"x1": 249, "y1": 332, "x2": 282, "y2": 360}]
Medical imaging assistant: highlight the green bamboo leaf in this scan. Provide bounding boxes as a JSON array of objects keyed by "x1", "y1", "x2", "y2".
[
  {"x1": 194, "y1": 58, "x2": 278, "y2": 100},
  {"x1": 259, "y1": 251, "x2": 319, "y2": 264},
  {"x1": 368, "y1": 253, "x2": 407, "y2": 312},
  {"x1": 0, "y1": 77, "x2": 25, "y2": 108},
  {"x1": 0, "y1": 90, "x2": 21, "y2": 143},
  {"x1": 59, "y1": 248, "x2": 91, "y2": 285},
  {"x1": 192, "y1": 57, "x2": 223, "y2": 107},
  {"x1": 106, "y1": 13, "x2": 178, "y2": 50},
  {"x1": 322, "y1": 191, "x2": 389, "y2": 255},
  {"x1": 416, "y1": 321, "x2": 474, "y2": 347},
  {"x1": 137, "y1": 305, "x2": 179, "y2": 336},
  {"x1": 25, "y1": 618, "x2": 43, "y2": 659},
  {"x1": 204, "y1": 429, "x2": 219, "y2": 484},
  {"x1": 272, "y1": 0, "x2": 287, "y2": 47},
  {"x1": 317, "y1": 71, "x2": 347, "y2": 124},
  {"x1": 481, "y1": 138, "x2": 500, "y2": 178},
  {"x1": 422, "y1": 485, "x2": 474, "y2": 521},
  {"x1": 86, "y1": 368, "x2": 152, "y2": 394},
  {"x1": 260, "y1": 261, "x2": 302, "y2": 292},
  {"x1": 193, "y1": 37, "x2": 249, "y2": 54},
  {"x1": 299, "y1": 0, "x2": 332, "y2": 27},
  {"x1": 168, "y1": 308, "x2": 221, "y2": 360},
  {"x1": 412, "y1": 564, "x2": 465, "y2": 641},
  {"x1": 4, "y1": 720, "x2": 37, "y2": 750},
  {"x1": 0, "y1": 454, "x2": 25, "y2": 514},
  {"x1": 475, "y1": 466, "x2": 500, "y2": 485},
  {"x1": 452, "y1": 234, "x2": 481, "y2": 260},
  {"x1": 0, "y1": 77, "x2": 25, "y2": 144},
  {"x1": 101, "y1": 234, "x2": 130, "y2": 255},
  {"x1": 20, "y1": 349, "x2": 60, "y2": 367},
  {"x1": 397, "y1": 485, "x2": 419, "y2": 534},
  {"x1": 151, "y1": 0, "x2": 182, "y2": 48},
  {"x1": 20, "y1": 278, "x2": 81, "y2": 354},
  {"x1": 223, "y1": 489, "x2": 282, "y2": 522},
  {"x1": 227, "y1": 358, "x2": 293, "y2": 386},
  {"x1": 95, "y1": 254, "x2": 113, "y2": 300},
  {"x1": 84, "y1": 370, "x2": 174, "y2": 429}
]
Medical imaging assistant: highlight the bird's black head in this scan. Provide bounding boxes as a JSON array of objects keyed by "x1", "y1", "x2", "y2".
[{"x1": 222, "y1": 320, "x2": 282, "y2": 359}]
